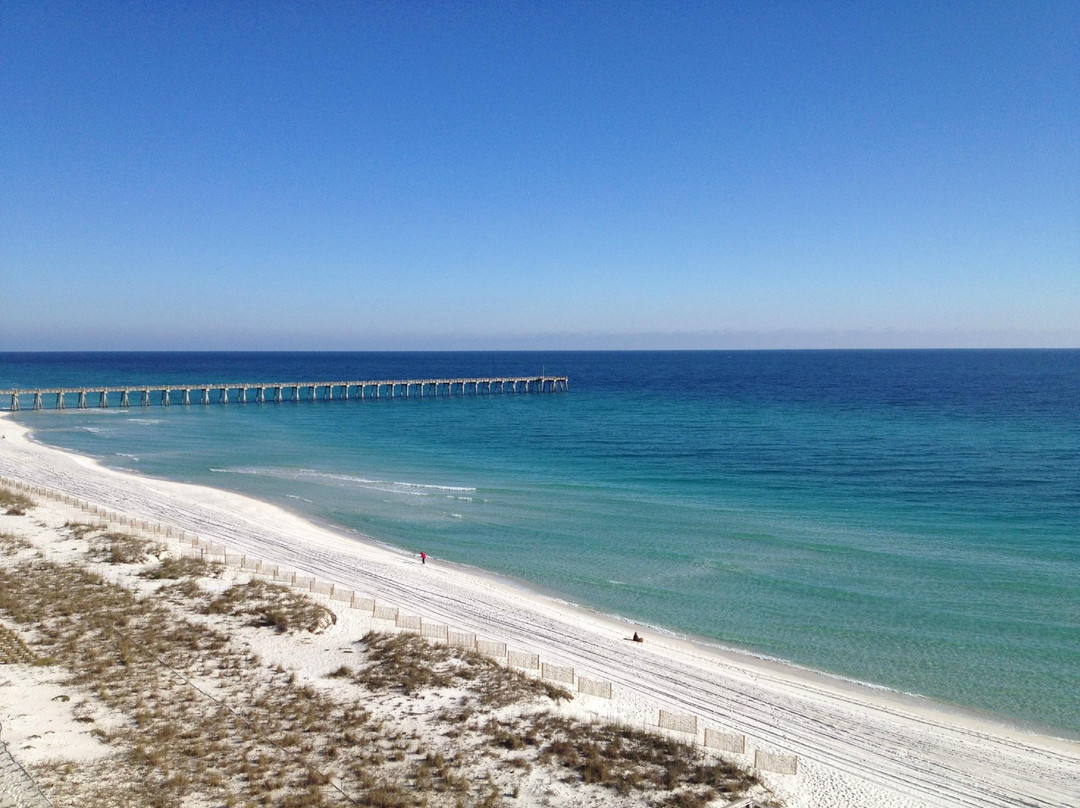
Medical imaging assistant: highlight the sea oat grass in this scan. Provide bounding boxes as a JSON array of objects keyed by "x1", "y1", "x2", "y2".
[
  {"x1": 141, "y1": 555, "x2": 220, "y2": 580},
  {"x1": 500, "y1": 712, "x2": 760, "y2": 805},
  {"x1": 0, "y1": 529, "x2": 32, "y2": 555},
  {"x1": 206, "y1": 578, "x2": 336, "y2": 633},
  {"x1": 63, "y1": 520, "x2": 103, "y2": 538},
  {"x1": 358, "y1": 632, "x2": 572, "y2": 706},
  {"x1": 0, "y1": 485, "x2": 34, "y2": 515},
  {"x1": 88, "y1": 531, "x2": 163, "y2": 564}
]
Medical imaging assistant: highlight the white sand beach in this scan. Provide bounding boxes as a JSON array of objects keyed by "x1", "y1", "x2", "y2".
[{"x1": 1, "y1": 411, "x2": 1078, "y2": 808}]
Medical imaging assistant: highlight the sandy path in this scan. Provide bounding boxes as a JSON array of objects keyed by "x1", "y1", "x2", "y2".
[{"x1": 1, "y1": 412, "x2": 1077, "y2": 808}]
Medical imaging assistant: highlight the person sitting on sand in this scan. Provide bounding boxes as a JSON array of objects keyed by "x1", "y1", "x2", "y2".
[{"x1": 632, "y1": 632, "x2": 643, "y2": 643}]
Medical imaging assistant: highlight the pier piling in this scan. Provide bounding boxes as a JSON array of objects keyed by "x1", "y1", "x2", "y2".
[{"x1": 3, "y1": 375, "x2": 567, "y2": 413}]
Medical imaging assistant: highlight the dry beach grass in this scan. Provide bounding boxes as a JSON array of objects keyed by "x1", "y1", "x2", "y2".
[
  {"x1": 0, "y1": 487, "x2": 33, "y2": 517},
  {"x1": 0, "y1": 493, "x2": 768, "y2": 808}
]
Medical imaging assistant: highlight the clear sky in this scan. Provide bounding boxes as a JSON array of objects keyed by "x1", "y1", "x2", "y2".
[{"x1": 2, "y1": 1, "x2": 1077, "y2": 350}]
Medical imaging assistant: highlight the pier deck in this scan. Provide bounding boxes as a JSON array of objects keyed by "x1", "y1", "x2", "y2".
[{"x1": 2, "y1": 376, "x2": 568, "y2": 411}]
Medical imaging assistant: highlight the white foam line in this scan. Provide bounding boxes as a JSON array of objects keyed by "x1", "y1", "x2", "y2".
[{"x1": 210, "y1": 467, "x2": 477, "y2": 496}]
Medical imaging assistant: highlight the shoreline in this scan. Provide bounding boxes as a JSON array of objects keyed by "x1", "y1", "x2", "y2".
[
  {"x1": 2, "y1": 411, "x2": 1079, "y2": 807},
  {"x1": 14, "y1": 414, "x2": 1078, "y2": 746},
  {"x1": 11, "y1": 415, "x2": 1048, "y2": 740}
]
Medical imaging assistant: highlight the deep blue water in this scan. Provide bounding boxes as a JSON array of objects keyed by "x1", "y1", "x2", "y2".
[{"x1": 3, "y1": 350, "x2": 1079, "y2": 736}]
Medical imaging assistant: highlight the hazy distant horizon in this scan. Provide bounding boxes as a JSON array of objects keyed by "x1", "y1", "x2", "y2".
[{"x1": 2, "y1": 329, "x2": 1077, "y2": 353}]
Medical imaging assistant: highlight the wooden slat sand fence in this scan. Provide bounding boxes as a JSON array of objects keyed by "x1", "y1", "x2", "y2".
[
  {"x1": 395, "y1": 614, "x2": 422, "y2": 632},
  {"x1": 292, "y1": 575, "x2": 315, "y2": 590},
  {"x1": 373, "y1": 605, "x2": 399, "y2": 622},
  {"x1": 351, "y1": 597, "x2": 375, "y2": 614},
  {"x1": 541, "y1": 663, "x2": 575, "y2": 685},
  {"x1": 331, "y1": 588, "x2": 354, "y2": 604},
  {"x1": 705, "y1": 728, "x2": 746, "y2": 754},
  {"x1": 577, "y1": 676, "x2": 612, "y2": 699},
  {"x1": 448, "y1": 631, "x2": 476, "y2": 650},
  {"x1": 507, "y1": 650, "x2": 539, "y2": 670},
  {"x1": 421, "y1": 623, "x2": 449, "y2": 641},
  {"x1": 659, "y1": 709, "x2": 698, "y2": 735},
  {"x1": 754, "y1": 749, "x2": 798, "y2": 775},
  {"x1": 475, "y1": 639, "x2": 506, "y2": 657}
]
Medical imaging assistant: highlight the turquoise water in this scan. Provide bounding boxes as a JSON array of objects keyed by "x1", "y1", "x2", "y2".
[{"x1": 3, "y1": 350, "x2": 1079, "y2": 736}]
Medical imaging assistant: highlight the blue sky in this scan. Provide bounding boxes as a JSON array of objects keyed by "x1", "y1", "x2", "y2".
[{"x1": 2, "y1": 1, "x2": 1077, "y2": 349}]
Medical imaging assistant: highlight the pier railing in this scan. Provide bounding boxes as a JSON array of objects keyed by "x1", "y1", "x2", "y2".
[{"x1": 1, "y1": 375, "x2": 567, "y2": 411}]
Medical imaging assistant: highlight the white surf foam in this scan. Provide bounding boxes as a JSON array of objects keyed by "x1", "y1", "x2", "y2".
[{"x1": 208, "y1": 466, "x2": 477, "y2": 498}]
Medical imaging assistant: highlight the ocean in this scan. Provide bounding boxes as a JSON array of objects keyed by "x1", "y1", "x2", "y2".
[{"x1": 2, "y1": 350, "x2": 1078, "y2": 737}]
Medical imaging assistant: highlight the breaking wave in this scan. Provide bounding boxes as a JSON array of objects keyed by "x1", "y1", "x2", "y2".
[{"x1": 209, "y1": 466, "x2": 476, "y2": 497}]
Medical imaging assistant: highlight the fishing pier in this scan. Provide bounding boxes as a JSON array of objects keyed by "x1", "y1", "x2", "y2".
[{"x1": 2, "y1": 376, "x2": 568, "y2": 411}]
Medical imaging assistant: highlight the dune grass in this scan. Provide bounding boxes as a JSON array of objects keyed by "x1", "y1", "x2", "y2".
[
  {"x1": 88, "y1": 530, "x2": 163, "y2": 565},
  {"x1": 0, "y1": 485, "x2": 34, "y2": 515},
  {"x1": 206, "y1": 578, "x2": 337, "y2": 634},
  {"x1": 0, "y1": 529, "x2": 32, "y2": 555},
  {"x1": 141, "y1": 555, "x2": 223, "y2": 580},
  {"x1": 0, "y1": 519, "x2": 769, "y2": 808},
  {"x1": 357, "y1": 631, "x2": 572, "y2": 706}
]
